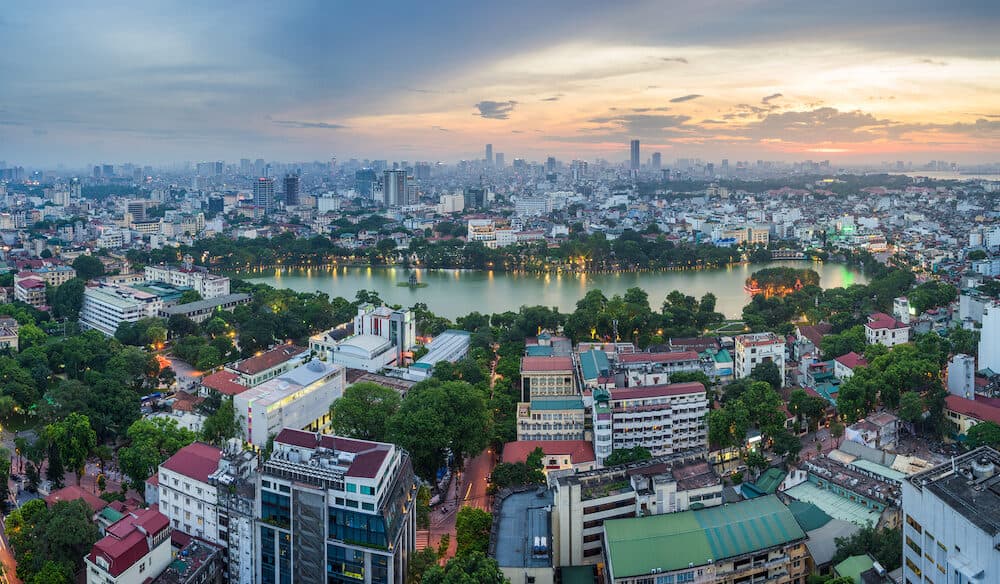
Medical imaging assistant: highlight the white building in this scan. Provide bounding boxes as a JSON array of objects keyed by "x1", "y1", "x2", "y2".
[
  {"x1": 85, "y1": 506, "x2": 171, "y2": 584},
  {"x1": 437, "y1": 193, "x2": 464, "y2": 214},
  {"x1": 591, "y1": 382, "x2": 708, "y2": 464},
  {"x1": 144, "y1": 256, "x2": 231, "y2": 299},
  {"x1": 233, "y1": 360, "x2": 346, "y2": 447},
  {"x1": 902, "y1": 447, "x2": 1000, "y2": 584},
  {"x1": 948, "y1": 354, "x2": 977, "y2": 399},
  {"x1": 157, "y1": 442, "x2": 223, "y2": 541},
  {"x1": 227, "y1": 344, "x2": 308, "y2": 387},
  {"x1": 864, "y1": 312, "x2": 911, "y2": 348},
  {"x1": 980, "y1": 302, "x2": 1000, "y2": 374},
  {"x1": 80, "y1": 284, "x2": 164, "y2": 336},
  {"x1": 734, "y1": 332, "x2": 786, "y2": 386},
  {"x1": 893, "y1": 296, "x2": 914, "y2": 325}
]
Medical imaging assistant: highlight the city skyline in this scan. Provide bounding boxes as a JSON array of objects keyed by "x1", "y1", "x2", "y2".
[{"x1": 1, "y1": 0, "x2": 999, "y2": 166}]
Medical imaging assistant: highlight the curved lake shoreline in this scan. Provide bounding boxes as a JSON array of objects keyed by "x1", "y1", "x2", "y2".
[{"x1": 244, "y1": 261, "x2": 867, "y2": 320}]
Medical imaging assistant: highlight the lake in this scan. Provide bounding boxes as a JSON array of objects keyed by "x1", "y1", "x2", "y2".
[{"x1": 244, "y1": 261, "x2": 867, "y2": 320}]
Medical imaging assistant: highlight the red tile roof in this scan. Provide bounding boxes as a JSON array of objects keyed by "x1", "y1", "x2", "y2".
[
  {"x1": 835, "y1": 351, "x2": 868, "y2": 370},
  {"x1": 160, "y1": 442, "x2": 223, "y2": 483},
  {"x1": 88, "y1": 505, "x2": 169, "y2": 577},
  {"x1": 610, "y1": 381, "x2": 706, "y2": 400},
  {"x1": 520, "y1": 356, "x2": 573, "y2": 372},
  {"x1": 945, "y1": 395, "x2": 1000, "y2": 425},
  {"x1": 866, "y1": 312, "x2": 908, "y2": 330},
  {"x1": 618, "y1": 351, "x2": 700, "y2": 364},
  {"x1": 502, "y1": 440, "x2": 596, "y2": 465},
  {"x1": 200, "y1": 370, "x2": 248, "y2": 396},
  {"x1": 46, "y1": 485, "x2": 108, "y2": 513},
  {"x1": 797, "y1": 324, "x2": 832, "y2": 348},
  {"x1": 233, "y1": 344, "x2": 307, "y2": 375}
]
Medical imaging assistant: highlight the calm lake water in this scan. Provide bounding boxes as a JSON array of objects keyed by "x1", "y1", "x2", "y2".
[{"x1": 245, "y1": 261, "x2": 867, "y2": 320}]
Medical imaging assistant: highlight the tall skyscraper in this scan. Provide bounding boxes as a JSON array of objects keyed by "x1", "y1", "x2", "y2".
[
  {"x1": 651, "y1": 152, "x2": 662, "y2": 169},
  {"x1": 283, "y1": 174, "x2": 300, "y2": 206},
  {"x1": 253, "y1": 177, "x2": 275, "y2": 214},
  {"x1": 355, "y1": 168, "x2": 377, "y2": 198},
  {"x1": 630, "y1": 140, "x2": 640, "y2": 170},
  {"x1": 240, "y1": 158, "x2": 251, "y2": 174},
  {"x1": 721, "y1": 158, "x2": 730, "y2": 176},
  {"x1": 546, "y1": 156, "x2": 556, "y2": 173},
  {"x1": 485, "y1": 144, "x2": 493, "y2": 166},
  {"x1": 383, "y1": 169, "x2": 406, "y2": 207},
  {"x1": 256, "y1": 429, "x2": 416, "y2": 584},
  {"x1": 495, "y1": 153, "x2": 505, "y2": 168}
]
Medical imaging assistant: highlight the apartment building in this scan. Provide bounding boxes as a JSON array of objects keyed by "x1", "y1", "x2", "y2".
[
  {"x1": 550, "y1": 451, "x2": 721, "y2": 566},
  {"x1": 603, "y1": 495, "x2": 808, "y2": 584},
  {"x1": 256, "y1": 428, "x2": 416, "y2": 584},
  {"x1": 144, "y1": 259, "x2": 231, "y2": 299},
  {"x1": 226, "y1": 344, "x2": 308, "y2": 387},
  {"x1": 902, "y1": 447, "x2": 1000, "y2": 584},
  {"x1": 14, "y1": 272, "x2": 47, "y2": 308},
  {"x1": 85, "y1": 506, "x2": 172, "y2": 584},
  {"x1": 734, "y1": 332, "x2": 786, "y2": 386},
  {"x1": 592, "y1": 382, "x2": 709, "y2": 463}
]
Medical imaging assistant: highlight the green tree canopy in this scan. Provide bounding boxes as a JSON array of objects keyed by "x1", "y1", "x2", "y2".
[
  {"x1": 455, "y1": 507, "x2": 492, "y2": 556},
  {"x1": 329, "y1": 382, "x2": 402, "y2": 442},
  {"x1": 118, "y1": 417, "x2": 198, "y2": 490}
]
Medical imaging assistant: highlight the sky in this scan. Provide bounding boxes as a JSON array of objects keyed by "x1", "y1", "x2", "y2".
[{"x1": 1, "y1": 0, "x2": 999, "y2": 167}]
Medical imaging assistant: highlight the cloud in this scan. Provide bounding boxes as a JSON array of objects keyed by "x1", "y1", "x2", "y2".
[
  {"x1": 0, "y1": 120, "x2": 25, "y2": 126},
  {"x1": 475, "y1": 100, "x2": 517, "y2": 119},
  {"x1": 670, "y1": 94, "x2": 702, "y2": 103},
  {"x1": 919, "y1": 58, "x2": 948, "y2": 66},
  {"x1": 541, "y1": 95, "x2": 562, "y2": 101},
  {"x1": 745, "y1": 107, "x2": 891, "y2": 142},
  {"x1": 270, "y1": 119, "x2": 347, "y2": 130},
  {"x1": 632, "y1": 107, "x2": 671, "y2": 112},
  {"x1": 433, "y1": 126, "x2": 450, "y2": 132},
  {"x1": 661, "y1": 57, "x2": 688, "y2": 64},
  {"x1": 761, "y1": 93, "x2": 783, "y2": 104}
]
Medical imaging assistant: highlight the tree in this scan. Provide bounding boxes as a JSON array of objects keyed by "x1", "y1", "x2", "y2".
[
  {"x1": 6, "y1": 499, "x2": 99, "y2": 583},
  {"x1": 389, "y1": 380, "x2": 490, "y2": 482},
  {"x1": 820, "y1": 326, "x2": 866, "y2": 359},
  {"x1": 44, "y1": 413, "x2": 96, "y2": 484},
  {"x1": 17, "y1": 323, "x2": 47, "y2": 351},
  {"x1": 489, "y1": 448, "x2": 545, "y2": 491},
  {"x1": 51, "y1": 278, "x2": 86, "y2": 321},
  {"x1": 72, "y1": 255, "x2": 105, "y2": 280},
  {"x1": 966, "y1": 421, "x2": 1000, "y2": 448},
  {"x1": 329, "y1": 382, "x2": 402, "y2": 442},
  {"x1": 830, "y1": 421, "x2": 845, "y2": 446},
  {"x1": 201, "y1": 397, "x2": 238, "y2": 444},
  {"x1": 45, "y1": 442, "x2": 65, "y2": 489},
  {"x1": 744, "y1": 450, "x2": 769, "y2": 479},
  {"x1": 771, "y1": 429, "x2": 803, "y2": 464},
  {"x1": 118, "y1": 417, "x2": 197, "y2": 490},
  {"x1": 669, "y1": 371, "x2": 712, "y2": 388},
  {"x1": 898, "y1": 391, "x2": 924, "y2": 435},
  {"x1": 407, "y1": 547, "x2": 441, "y2": 584},
  {"x1": 750, "y1": 360, "x2": 782, "y2": 392},
  {"x1": 604, "y1": 446, "x2": 653, "y2": 467},
  {"x1": 831, "y1": 525, "x2": 901, "y2": 571},
  {"x1": 0, "y1": 447, "x2": 10, "y2": 503},
  {"x1": 416, "y1": 485, "x2": 432, "y2": 530},
  {"x1": 179, "y1": 290, "x2": 203, "y2": 304},
  {"x1": 455, "y1": 507, "x2": 492, "y2": 556},
  {"x1": 422, "y1": 552, "x2": 509, "y2": 584},
  {"x1": 167, "y1": 313, "x2": 200, "y2": 338}
]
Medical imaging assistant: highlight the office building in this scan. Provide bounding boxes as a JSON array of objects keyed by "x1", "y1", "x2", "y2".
[
  {"x1": 592, "y1": 382, "x2": 709, "y2": 463},
  {"x1": 902, "y1": 447, "x2": 1000, "y2": 584},
  {"x1": 551, "y1": 451, "x2": 721, "y2": 566},
  {"x1": 256, "y1": 428, "x2": 416, "y2": 583},
  {"x1": 233, "y1": 360, "x2": 345, "y2": 447},
  {"x1": 629, "y1": 139, "x2": 640, "y2": 170},
  {"x1": 495, "y1": 153, "x2": 505, "y2": 168},
  {"x1": 85, "y1": 506, "x2": 171, "y2": 584},
  {"x1": 127, "y1": 200, "x2": 148, "y2": 222},
  {"x1": 13, "y1": 272, "x2": 47, "y2": 308},
  {"x1": 382, "y1": 169, "x2": 406, "y2": 207},
  {"x1": 651, "y1": 152, "x2": 661, "y2": 169},
  {"x1": 734, "y1": 332, "x2": 786, "y2": 386},
  {"x1": 980, "y1": 302, "x2": 1000, "y2": 374},
  {"x1": 354, "y1": 169, "x2": 377, "y2": 198},
  {"x1": 80, "y1": 284, "x2": 164, "y2": 336},
  {"x1": 253, "y1": 177, "x2": 275, "y2": 214},
  {"x1": 283, "y1": 174, "x2": 300, "y2": 206},
  {"x1": 603, "y1": 495, "x2": 808, "y2": 584},
  {"x1": 485, "y1": 143, "x2": 493, "y2": 166},
  {"x1": 947, "y1": 354, "x2": 977, "y2": 399}
]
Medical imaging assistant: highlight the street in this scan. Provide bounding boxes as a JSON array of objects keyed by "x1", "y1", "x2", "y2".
[{"x1": 420, "y1": 449, "x2": 497, "y2": 559}]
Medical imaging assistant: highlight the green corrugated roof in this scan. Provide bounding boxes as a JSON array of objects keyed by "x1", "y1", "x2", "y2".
[
  {"x1": 849, "y1": 459, "x2": 906, "y2": 482},
  {"x1": 755, "y1": 467, "x2": 786, "y2": 494},
  {"x1": 787, "y1": 500, "x2": 832, "y2": 532},
  {"x1": 604, "y1": 495, "x2": 805, "y2": 578},
  {"x1": 526, "y1": 345, "x2": 554, "y2": 356},
  {"x1": 834, "y1": 554, "x2": 874, "y2": 583},
  {"x1": 559, "y1": 565, "x2": 596, "y2": 584},
  {"x1": 579, "y1": 349, "x2": 610, "y2": 380},
  {"x1": 713, "y1": 349, "x2": 732, "y2": 363},
  {"x1": 98, "y1": 507, "x2": 125, "y2": 523},
  {"x1": 529, "y1": 398, "x2": 584, "y2": 411}
]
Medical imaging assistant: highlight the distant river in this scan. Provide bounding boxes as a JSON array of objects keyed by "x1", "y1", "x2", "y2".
[{"x1": 245, "y1": 261, "x2": 867, "y2": 320}]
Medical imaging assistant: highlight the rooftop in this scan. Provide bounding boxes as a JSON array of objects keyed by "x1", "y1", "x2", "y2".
[
  {"x1": 233, "y1": 344, "x2": 307, "y2": 375},
  {"x1": 150, "y1": 539, "x2": 222, "y2": 584},
  {"x1": 835, "y1": 351, "x2": 869, "y2": 370},
  {"x1": 906, "y1": 446, "x2": 1000, "y2": 536},
  {"x1": 88, "y1": 506, "x2": 169, "y2": 578},
  {"x1": 502, "y1": 440, "x2": 596, "y2": 465},
  {"x1": 45, "y1": 485, "x2": 108, "y2": 513},
  {"x1": 578, "y1": 349, "x2": 610, "y2": 380},
  {"x1": 526, "y1": 397, "x2": 585, "y2": 411},
  {"x1": 199, "y1": 370, "x2": 248, "y2": 396},
  {"x1": 603, "y1": 495, "x2": 805, "y2": 578},
  {"x1": 735, "y1": 332, "x2": 783, "y2": 347},
  {"x1": 521, "y1": 355, "x2": 573, "y2": 372},
  {"x1": 945, "y1": 395, "x2": 1000, "y2": 425},
  {"x1": 866, "y1": 312, "x2": 908, "y2": 330},
  {"x1": 782, "y1": 482, "x2": 882, "y2": 526},
  {"x1": 609, "y1": 381, "x2": 705, "y2": 401},
  {"x1": 272, "y1": 428, "x2": 393, "y2": 479},
  {"x1": 161, "y1": 442, "x2": 223, "y2": 484},
  {"x1": 163, "y1": 293, "x2": 250, "y2": 315},
  {"x1": 617, "y1": 350, "x2": 700, "y2": 364},
  {"x1": 493, "y1": 488, "x2": 553, "y2": 569}
]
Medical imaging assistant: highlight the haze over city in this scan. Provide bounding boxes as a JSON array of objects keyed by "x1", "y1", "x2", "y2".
[{"x1": 1, "y1": 0, "x2": 999, "y2": 166}]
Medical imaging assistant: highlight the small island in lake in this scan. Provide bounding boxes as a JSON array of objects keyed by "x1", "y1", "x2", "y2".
[
  {"x1": 745, "y1": 267, "x2": 820, "y2": 297},
  {"x1": 398, "y1": 273, "x2": 429, "y2": 288}
]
